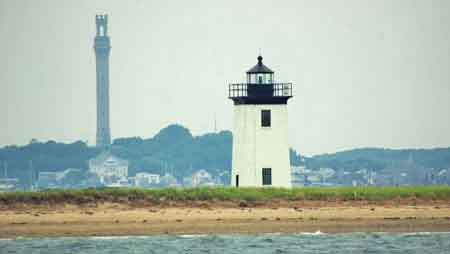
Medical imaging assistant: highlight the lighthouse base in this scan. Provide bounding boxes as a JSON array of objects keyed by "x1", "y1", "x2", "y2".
[{"x1": 231, "y1": 104, "x2": 291, "y2": 188}]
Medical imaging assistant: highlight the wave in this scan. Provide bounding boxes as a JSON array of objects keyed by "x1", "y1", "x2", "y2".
[
  {"x1": 400, "y1": 232, "x2": 450, "y2": 236},
  {"x1": 177, "y1": 234, "x2": 208, "y2": 238},
  {"x1": 296, "y1": 230, "x2": 325, "y2": 236},
  {"x1": 89, "y1": 235, "x2": 152, "y2": 240}
]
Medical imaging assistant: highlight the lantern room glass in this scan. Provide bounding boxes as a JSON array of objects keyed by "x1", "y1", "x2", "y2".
[{"x1": 247, "y1": 73, "x2": 274, "y2": 85}]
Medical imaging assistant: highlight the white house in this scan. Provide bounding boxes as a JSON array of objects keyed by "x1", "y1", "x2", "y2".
[
  {"x1": 135, "y1": 172, "x2": 160, "y2": 187},
  {"x1": 88, "y1": 151, "x2": 128, "y2": 186},
  {"x1": 191, "y1": 169, "x2": 213, "y2": 186},
  {"x1": 0, "y1": 178, "x2": 19, "y2": 191}
]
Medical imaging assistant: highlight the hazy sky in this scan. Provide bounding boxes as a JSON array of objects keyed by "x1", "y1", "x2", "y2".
[{"x1": 1, "y1": 0, "x2": 449, "y2": 155}]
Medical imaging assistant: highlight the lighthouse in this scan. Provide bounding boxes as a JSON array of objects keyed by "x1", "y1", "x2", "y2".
[
  {"x1": 228, "y1": 56, "x2": 293, "y2": 187},
  {"x1": 94, "y1": 14, "x2": 111, "y2": 147}
]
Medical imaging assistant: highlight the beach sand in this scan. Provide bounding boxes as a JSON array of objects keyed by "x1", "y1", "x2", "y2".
[{"x1": 1, "y1": 201, "x2": 450, "y2": 237}]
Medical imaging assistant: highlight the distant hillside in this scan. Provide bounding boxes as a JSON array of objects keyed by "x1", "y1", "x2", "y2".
[
  {"x1": 0, "y1": 140, "x2": 98, "y2": 188},
  {"x1": 0, "y1": 124, "x2": 232, "y2": 188},
  {"x1": 1, "y1": 124, "x2": 449, "y2": 188},
  {"x1": 303, "y1": 147, "x2": 450, "y2": 172},
  {"x1": 111, "y1": 124, "x2": 232, "y2": 180}
]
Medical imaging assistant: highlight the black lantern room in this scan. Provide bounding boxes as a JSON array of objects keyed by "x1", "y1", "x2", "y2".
[
  {"x1": 229, "y1": 56, "x2": 292, "y2": 105},
  {"x1": 246, "y1": 55, "x2": 274, "y2": 84}
]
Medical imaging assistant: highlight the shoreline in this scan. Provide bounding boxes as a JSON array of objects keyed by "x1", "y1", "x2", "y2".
[{"x1": 1, "y1": 202, "x2": 450, "y2": 237}]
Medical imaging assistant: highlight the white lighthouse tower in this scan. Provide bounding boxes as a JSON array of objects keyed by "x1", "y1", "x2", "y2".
[{"x1": 229, "y1": 56, "x2": 293, "y2": 187}]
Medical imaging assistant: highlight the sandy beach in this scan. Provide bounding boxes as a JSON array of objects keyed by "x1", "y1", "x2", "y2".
[{"x1": 1, "y1": 200, "x2": 450, "y2": 237}]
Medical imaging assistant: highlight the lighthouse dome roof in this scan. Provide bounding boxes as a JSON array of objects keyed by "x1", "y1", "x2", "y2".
[{"x1": 246, "y1": 55, "x2": 274, "y2": 74}]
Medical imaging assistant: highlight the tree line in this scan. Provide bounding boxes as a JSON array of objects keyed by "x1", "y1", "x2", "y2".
[{"x1": 1, "y1": 124, "x2": 449, "y2": 188}]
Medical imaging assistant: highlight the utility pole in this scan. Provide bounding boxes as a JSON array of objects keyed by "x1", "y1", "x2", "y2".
[
  {"x1": 2, "y1": 161, "x2": 7, "y2": 178},
  {"x1": 29, "y1": 160, "x2": 34, "y2": 191},
  {"x1": 214, "y1": 113, "x2": 217, "y2": 133}
]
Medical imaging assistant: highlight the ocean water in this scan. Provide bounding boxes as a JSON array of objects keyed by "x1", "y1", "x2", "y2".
[{"x1": 1, "y1": 232, "x2": 450, "y2": 254}]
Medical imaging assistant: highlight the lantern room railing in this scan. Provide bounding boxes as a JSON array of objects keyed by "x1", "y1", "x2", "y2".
[{"x1": 228, "y1": 83, "x2": 292, "y2": 99}]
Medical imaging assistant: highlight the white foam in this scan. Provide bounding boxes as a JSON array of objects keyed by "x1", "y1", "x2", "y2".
[
  {"x1": 296, "y1": 230, "x2": 325, "y2": 235},
  {"x1": 178, "y1": 234, "x2": 208, "y2": 238},
  {"x1": 89, "y1": 235, "x2": 151, "y2": 240}
]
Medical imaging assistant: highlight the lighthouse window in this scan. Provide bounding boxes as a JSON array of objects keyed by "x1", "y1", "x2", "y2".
[
  {"x1": 262, "y1": 168, "x2": 272, "y2": 185},
  {"x1": 261, "y1": 110, "x2": 271, "y2": 127}
]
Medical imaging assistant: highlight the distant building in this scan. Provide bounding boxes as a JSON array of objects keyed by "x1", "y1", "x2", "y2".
[
  {"x1": 291, "y1": 166, "x2": 337, "y2": 187},
  {"x1": 160, "y1": 173, "x2": 179, "y2": 187},
  {"x1": 37, "y1": 168, "x2": 85, "y2": 189},
  {"x1": 291, "y1": 166, "x2": 305, "y2": 186},
  {"x1": 192, "y1": 169, "x2": 213, "y2": 186},
  {"x1": 0, "y1": 178, "x2": 19, "y2": 191},
  {"x1": 88, "y1": 151, "x2": 128, "y2": 186},
  {"x1": 58, "y1": 168, "x2": 85, "y2": 187},
  {"x1": 37, "y1": 172, "x2": 62, "y2": 189},
  {"x1": 94, "y1": 14, "x2": 112, "y2": 147},
  {"x1": 107, "y1": 178, "x2": 130, "y2": 187},
  {"x1": 317, "y1": 168, "x2": 335, "y2": 179},
  {"x1": 135, "y1": 172, "x2": 160, "y2": 187}
]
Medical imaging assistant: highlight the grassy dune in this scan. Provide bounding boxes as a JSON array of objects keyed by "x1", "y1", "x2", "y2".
[{"x1": 1, "y1": 186, "x2": 450, "y2": 205}]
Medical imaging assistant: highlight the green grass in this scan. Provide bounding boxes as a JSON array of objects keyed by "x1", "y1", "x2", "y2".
[{"x1": 1, "y1": 186, "x2": 450, "y2": 205}]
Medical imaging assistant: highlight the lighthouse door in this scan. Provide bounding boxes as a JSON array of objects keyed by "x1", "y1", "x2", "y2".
[
  {"x1": 262, "y1": 168, "x2": 272, "y2": 185},
  {"x1": 235, "y1": 175, "x2": 239, "y2": 187}
]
